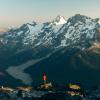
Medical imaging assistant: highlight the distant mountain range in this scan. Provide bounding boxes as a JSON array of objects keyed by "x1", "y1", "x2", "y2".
[
  {"x1": 0, "y1": 28, "x2": 8, "y2": 34},
  {"x1": 0, "y1": 14, "x2": 100, "y2": 87}
]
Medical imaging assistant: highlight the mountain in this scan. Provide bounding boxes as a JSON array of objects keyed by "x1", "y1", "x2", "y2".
[
  {"x1": 53, "y1": 15, "x2": 66, "y2": 25},
  {"x1": 0, "y1": 28, "x2": 8, "y2": 34},
  {"x1": 0, "y1": 14, "x2": 100, "y2": 86}
]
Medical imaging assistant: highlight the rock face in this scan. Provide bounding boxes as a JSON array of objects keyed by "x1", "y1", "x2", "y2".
[{"x1": 0, "y1": 14, "x2": 100, "y2": 86}]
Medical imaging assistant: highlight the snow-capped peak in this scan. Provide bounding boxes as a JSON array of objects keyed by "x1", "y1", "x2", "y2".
[
  {"x1": 53, "y1": 15, "x2": 66, "y2": 25},
  {"x1": 98, "y1": 19, "x2": 100, "y2": 24},
  {"x1": 26, "y1": 21, "x2": 37, "y2": 26},
  {"x1": 1, "y1": 14, "x2": 100, "y2": 50}
]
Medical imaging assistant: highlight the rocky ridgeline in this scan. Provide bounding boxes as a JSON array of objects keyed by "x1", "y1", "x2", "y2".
[{"x1": 0, "y1": 84, "x2": 100, "y2": 100}]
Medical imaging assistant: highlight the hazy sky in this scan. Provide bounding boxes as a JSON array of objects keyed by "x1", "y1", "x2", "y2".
[{"x1": 0, "y1": 0, "x2": 100, "y2": 28}]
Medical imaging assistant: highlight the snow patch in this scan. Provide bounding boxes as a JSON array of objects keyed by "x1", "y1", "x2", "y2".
[{"x1": 53, "y1": 15, "x2": 66, "y2": 25}]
